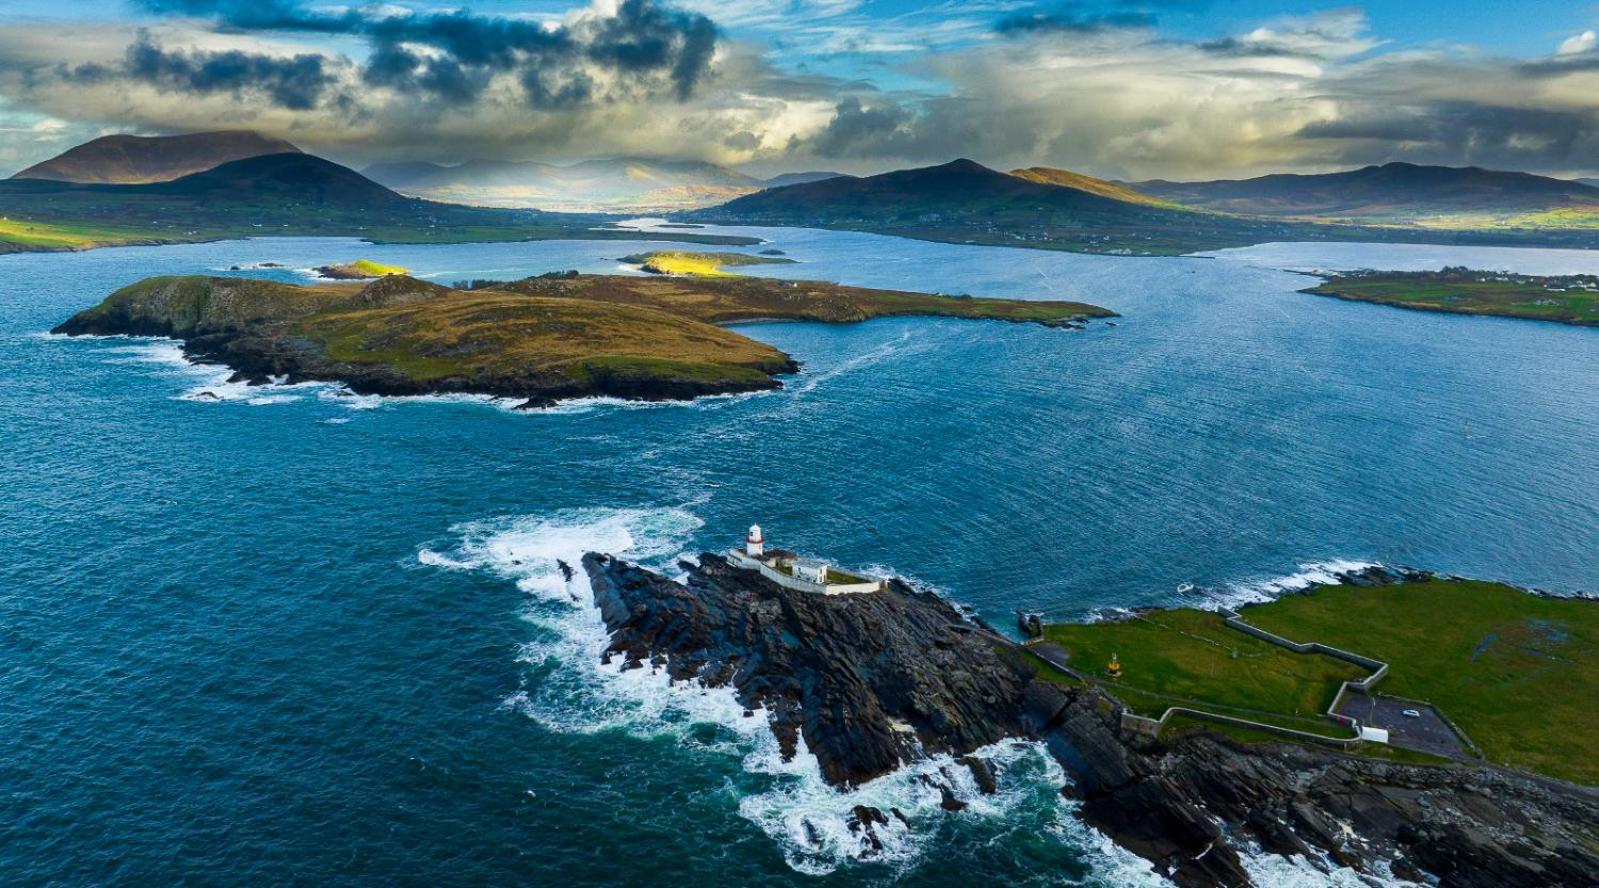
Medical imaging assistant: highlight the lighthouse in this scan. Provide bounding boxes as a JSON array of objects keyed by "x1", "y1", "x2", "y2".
[{"x1": 745, "y1": 524, "x2": 765, "y2": 557}]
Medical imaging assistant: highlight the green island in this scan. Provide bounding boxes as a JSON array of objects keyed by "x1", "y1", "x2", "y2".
[
  {"x1": 315, "y1": 259, "x2": 410, "y2": 279},
  {"x1": 1030, "y1": 576, "x2": 1598, "y2": 784},
  {"x1": 1304, "y1": 267, "x2": 1599, "y2": 326},
  {"x1": 54, "y1": 268, "x2": 1110, "y2": 407},
  {"x1": 620, "y1": 250, "x2": 795, "y2": 277}
]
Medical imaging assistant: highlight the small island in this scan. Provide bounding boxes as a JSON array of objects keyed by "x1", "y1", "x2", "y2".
[
  {"x1": 620, "y1": 249, "x2": 795, "y2": 276},
  {"x1": 1304, "y1": 267, "x2": 1599, "y2": 326},
  {"x1": 587, "y1": 542, "x2": 1599, "y2": 886},
  {"x1": 315, "y1": 259, "x2": 409, "y2": 279},
  {"x1": 54, "y1": 270, "x2": 1112, "y2": 408}
]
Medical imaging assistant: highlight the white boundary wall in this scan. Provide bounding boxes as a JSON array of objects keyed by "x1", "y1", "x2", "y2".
[{"x1": 727, "y1": 550, "x2": 884, "y2": 595}]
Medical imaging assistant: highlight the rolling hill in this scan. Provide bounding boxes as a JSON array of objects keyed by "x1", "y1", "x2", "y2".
[
  {"x1": 1129, "y1": 162, "x2": 1599, "y2": 225},
  {"x1": 0, "y1": 151, "x2": 759, "y2": 254},
  {"x1": 761, "y1": 171, "x2": 851, "y2": 189},
  {"x1": 696, "y1": 157, "x2": 1599, "y2": 254},
  {"x1": 1008, "y1": 167, "x2": 1178, "y2": 207},
  {"x1": 693, "y1": 158, "x2": 1304, "y2": 254},
  {"x1": 12, "y1": 130, "x2": 301, "y2": 184},
  {"x1": 135, "y1": 152, "x2": 412, "y2": 206}
]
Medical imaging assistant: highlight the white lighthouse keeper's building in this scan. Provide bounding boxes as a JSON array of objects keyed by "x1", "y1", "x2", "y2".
[{"x1": 727, "y1": 522, "x2": 884, "y2": 595}]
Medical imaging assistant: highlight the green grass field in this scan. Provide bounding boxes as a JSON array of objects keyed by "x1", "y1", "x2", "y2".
[
  {"x1": 1042, "y1": 609, "x2": 1369, "y2": 727},
  {"x1": 1242, "y1": 579, "x2": 1598, "y2": 784},
  {"x1": 0, "y1": 217, "x2": 172, "y2": 251},
  {"x1": 1307, "y1": 274, "x2": 1599, "y2": 326},
  {"x1": 1043, "y1": 579, "x2": 1598, "y2": 784}
]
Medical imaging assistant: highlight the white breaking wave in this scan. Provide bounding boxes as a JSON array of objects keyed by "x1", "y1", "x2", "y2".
[
  {"x1": 1189, "y1": 559, "x2": 1383, "y2": 611},
  {"x1": 418, "y1": 515, "x2": 1411, "y2": 884},
  {"x1": 417, "y1": 507, "x2": 1143, "y2": 878},
  {"x1": 96, "y1": 339, "x2": 324, "y2": 406},
  {"x1": 1239, "y1": 847, "x2": 1421, "y2": 887}
]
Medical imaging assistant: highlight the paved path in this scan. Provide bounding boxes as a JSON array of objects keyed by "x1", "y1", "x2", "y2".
[{"x1": 1336, "y1": 693, "x2": 1467, "y2": 759}]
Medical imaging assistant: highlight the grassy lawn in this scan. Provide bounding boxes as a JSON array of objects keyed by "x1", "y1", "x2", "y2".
[
  {"x1": 0, "y1": 217, "x2": 169, "y2": 250},
  {"x1": 1241, "y1": 579, "x2": 1599, "y2": 785},
  {"x1": 1307, "y1": 275, "x2": 1599, "y2": 326},
  {"x1": 1042, "y1": 609, "x2": 1368, "y2": 724}
]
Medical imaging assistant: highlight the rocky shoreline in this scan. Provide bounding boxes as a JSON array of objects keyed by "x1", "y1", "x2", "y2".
[
  {"x1": 584, "y1": 553, "x2": 1599, "y2": 886},
  {"x1": 50, "y1": 274, "x2": 801, "y2": 410},
  {"x1": 55, "y1": 310, "x2": 792, "y2": 410}
]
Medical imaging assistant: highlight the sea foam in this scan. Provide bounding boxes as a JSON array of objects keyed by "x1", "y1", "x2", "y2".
[{"x1": 416, "y1": 507, "x2": 1156, "y2": 878}]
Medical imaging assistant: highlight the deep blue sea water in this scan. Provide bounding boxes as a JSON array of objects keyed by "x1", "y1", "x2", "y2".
[{"x1": 3, "y1": 227, "x2": 1598, "y2": 886}]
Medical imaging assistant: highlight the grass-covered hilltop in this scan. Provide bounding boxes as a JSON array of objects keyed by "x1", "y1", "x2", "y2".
[
  {"x1": 1032, "y1": 572, "x2": 1598, "y2": 785},
  {"x1": 1304, "y1": 267, "x2": 1599, "y2": 326},
  {"x1": 54, "y1": 268, "x2": 1110, "y2": 407}
]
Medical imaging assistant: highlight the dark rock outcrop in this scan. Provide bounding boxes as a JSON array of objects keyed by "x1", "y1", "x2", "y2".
[{"x1": 583, "y1": 553, "x2": 1599, "y2": 887}]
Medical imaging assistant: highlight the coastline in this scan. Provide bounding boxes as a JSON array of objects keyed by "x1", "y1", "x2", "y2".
[
  {"x1": 583, "y1": 551, "x2": 1599, "y2": 886},
  {"x1": 1302, "y1": 281, "x2": 1599, "y2": 327}
]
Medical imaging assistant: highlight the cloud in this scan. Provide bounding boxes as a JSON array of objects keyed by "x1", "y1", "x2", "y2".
[
  {"x1": 781, "y1": 8, "x2": 1599, "y2": 178},
  {"x1": 6, "y1": 2, "x2": 1599, "y2": 179},
  {"x1": 1559, "y1": 30, "x2": 1597, "y2": 56},
  {"x1": 995, "y1": 7, "x2": 1157, "y2": 36},
  {"x1": 806, "y1": 96, "x2": 917, "y2": 157},
  {"x1": 120, "y1": 0, "x2": 721, "y2": 107},
  {"x1": 69, "y1": 31, "x2": 335, "y2": 110}
]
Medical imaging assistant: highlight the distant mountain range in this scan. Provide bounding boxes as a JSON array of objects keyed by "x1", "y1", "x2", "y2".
[
  {"x1": 11, "y1": 131, "x2": 301, "y2": 185},
  {"x1": 362, "y1": 158, "x2": 845, "y2": 212},
  {"x1": 10, "y1": 128, "x2": 1599, "y2": 255},
  {"x1": 9, "y1": 131, "x2": 846, "y2": 214},
  {"x1": 1127, "y1": 162, "x2": 1599, "y2": 225},
  {"x1": 697, "y1": 158, "x2": 1599, "y2": 254},
  {"x1": 0, "y1": 150, "x2": 758, "y2": 254},
  {"x1": 694, "y1": 158, "x2": 1308, "y2": 254}
]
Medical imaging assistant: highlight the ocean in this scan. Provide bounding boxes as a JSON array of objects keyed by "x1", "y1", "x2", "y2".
[{"x1": 3, "y1": 226, "x2": 1597, "y2": 886}]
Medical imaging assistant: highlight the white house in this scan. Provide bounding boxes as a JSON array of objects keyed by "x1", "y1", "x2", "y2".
[
  {"x1": 791, "y1": 558, "x2": 829, "y2": 584},
  {"x1": 727, "y1": 523, "x2": 884, "y2": 595}
]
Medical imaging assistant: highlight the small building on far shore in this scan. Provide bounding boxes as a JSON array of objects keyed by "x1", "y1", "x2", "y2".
[{"x1": 728, "y1": 524, "x2": 884, "y2": 595}]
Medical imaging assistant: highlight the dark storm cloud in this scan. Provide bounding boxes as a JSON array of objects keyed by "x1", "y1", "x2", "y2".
[
  {"x1": 806, "y1": 97, "x2": 918, "y2": 158},
  {"x1": 69, "y1": 31, "x2": 333, "y2": 109},
  {"x1": 128, "y1": 0, "x2": 719, "y2": 106},
  {"x1": 1296, "y1": 102, "x2": 1598, "y2": 168}
]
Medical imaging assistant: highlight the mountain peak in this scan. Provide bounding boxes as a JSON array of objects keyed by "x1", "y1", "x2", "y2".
[{"x1": 12, "y1": 130, "x2": 302, "y2": 185}]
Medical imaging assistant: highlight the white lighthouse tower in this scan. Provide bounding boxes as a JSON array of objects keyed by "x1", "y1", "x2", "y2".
[{"x1": 746, "y1": 524, "x2": 765, "y2": 557}]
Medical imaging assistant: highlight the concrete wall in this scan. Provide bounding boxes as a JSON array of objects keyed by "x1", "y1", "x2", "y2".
[
  {"x1": 1120, "y1": 707, "x2": 1362, "y2": 750},
  {"x1": 1219, "y1": 607, "x2": 1391, "y2": 724},
  {"x1": 727, "y1": 550, "x2": 883, "y2": 595}
]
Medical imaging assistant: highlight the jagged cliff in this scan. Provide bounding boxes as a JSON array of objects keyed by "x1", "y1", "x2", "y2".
[{"x1": 583, "y1": 553, "x2": 1599, "y2": 887}]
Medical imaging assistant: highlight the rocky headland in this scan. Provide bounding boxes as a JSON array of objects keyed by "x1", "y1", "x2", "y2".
[{"x1": 584, "y1": 553, "x2": 1599, "y2": 887}]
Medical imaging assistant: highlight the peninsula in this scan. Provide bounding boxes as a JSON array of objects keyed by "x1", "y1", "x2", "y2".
[
  {"x1": 1304, "y1": 267, "x2": 1599, "y2": 326},
  {"x1": 585, "y1": 543, "x2": 1598, "y2": 887},
  {"x1": 54, "y1": 271, "x2": 1111, "y2": 408}
]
